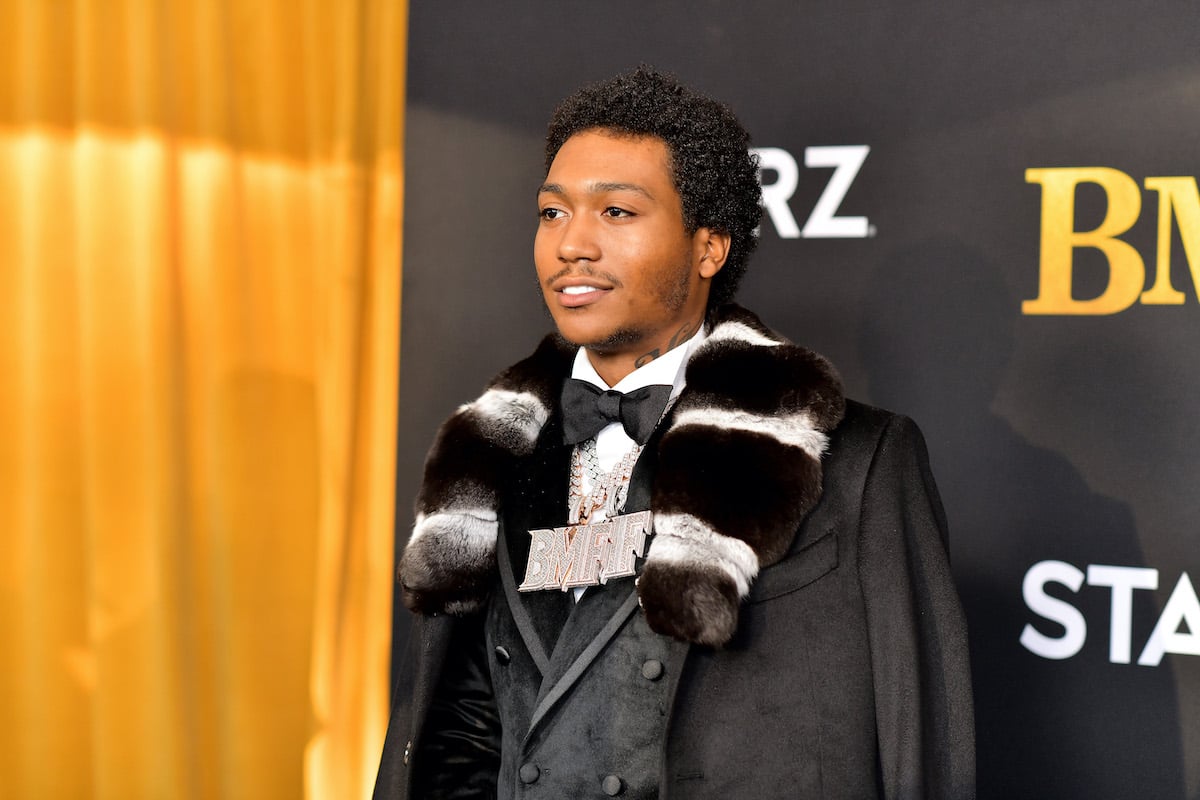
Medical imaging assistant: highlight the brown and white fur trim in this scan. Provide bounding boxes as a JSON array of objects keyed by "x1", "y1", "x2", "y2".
[
  {"x1": 399, "y1": 336, "x2": 574, "y2": 615},
  {"x1": 398, "y1": 305, "x2": 845, "y2": 646}
]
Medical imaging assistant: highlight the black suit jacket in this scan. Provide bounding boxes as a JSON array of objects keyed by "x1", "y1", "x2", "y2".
[{"x1": 375, "y1": 399, "x2": 975, "y2": 799}]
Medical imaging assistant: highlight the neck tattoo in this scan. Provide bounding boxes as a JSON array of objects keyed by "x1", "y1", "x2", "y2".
[{"x1": 633, "y1": 317, "x2": 702, "y2": 369}]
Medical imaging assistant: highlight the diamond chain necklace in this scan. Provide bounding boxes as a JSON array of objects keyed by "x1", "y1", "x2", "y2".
[
  {"x1": 569, "y1": 438, "x2": 644, "y2": 525},
  {"x1": 566, "y1": 392, "x2": 677, "y2": 525}
]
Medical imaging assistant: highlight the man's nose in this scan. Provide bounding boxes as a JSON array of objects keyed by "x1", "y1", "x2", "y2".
[{"x1": 557, "y1": 215, "x2": 601, "y2": 262}]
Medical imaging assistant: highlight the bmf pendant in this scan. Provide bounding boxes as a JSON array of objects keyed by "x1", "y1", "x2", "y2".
[{"x1": 518, "y1": 510, "x2": 652, "y2": 592}]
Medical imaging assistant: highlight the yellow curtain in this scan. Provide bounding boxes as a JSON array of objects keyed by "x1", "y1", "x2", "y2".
[{"x1": 0, "y1": 1, "x2": 404, "y2": 797}]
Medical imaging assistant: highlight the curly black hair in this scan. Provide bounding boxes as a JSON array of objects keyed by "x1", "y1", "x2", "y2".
[{"x1": 545, "y1": 67, "x2": 762, "y2": 309}]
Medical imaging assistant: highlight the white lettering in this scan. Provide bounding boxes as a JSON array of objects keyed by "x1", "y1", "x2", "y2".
[
  {"x1": 750, "y1": 145, "x2": 872, "y2": 239},
  {"x1": 1138, "y1": 573, "x2": 1200, "y2": 666},
  {"x1": 752, "y1": 147, "x2": 801, "y2": 239},
  {"x1": 1086, "y1": 565, "x2": 1158, "y2": 664},
  {"x1": 1022, "y1": 561, "x2": 1200, "y2": 667},
  {"x1": 801, "y1": 145, "x2": 871, "y2": 238},
  {"x1": 1020, "y1": 560, "x2": 1087, "y2": 660}
]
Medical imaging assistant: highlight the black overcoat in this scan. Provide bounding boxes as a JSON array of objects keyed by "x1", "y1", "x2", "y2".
[{"x1": 376, "y1": 394, "x2": 975, "y2": 798}]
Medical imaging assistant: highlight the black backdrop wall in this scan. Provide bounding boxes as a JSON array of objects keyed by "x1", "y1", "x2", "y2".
[{"x1": 395, "y1": 4, "x2": 1200, "y2": 797}]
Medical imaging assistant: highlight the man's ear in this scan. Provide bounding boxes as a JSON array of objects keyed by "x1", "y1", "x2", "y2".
[{"x1": 695, "y1": 228, "x2": 731, "y2": 279}]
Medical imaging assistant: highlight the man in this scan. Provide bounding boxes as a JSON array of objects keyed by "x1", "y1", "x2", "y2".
[{"x1": 375, "y1": 67, "x2": 974, "y2": 799}]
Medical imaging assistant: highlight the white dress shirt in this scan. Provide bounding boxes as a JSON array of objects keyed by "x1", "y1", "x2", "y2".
[
  {"x1": 565, "y1": 329, "x2": 705, "y2": 601},
  {"x1": 569, "y1": 328, "x2": 705, "y2": 482}
]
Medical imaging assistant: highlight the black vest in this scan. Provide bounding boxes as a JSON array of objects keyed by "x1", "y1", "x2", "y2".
[{"x1": 486, "y1": 418, "x2": 687, "y2": 799}]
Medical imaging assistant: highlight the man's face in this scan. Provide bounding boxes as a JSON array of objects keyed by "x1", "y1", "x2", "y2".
[{"x1": 534, "y1": 130, "x2": 723, "y2": 374}]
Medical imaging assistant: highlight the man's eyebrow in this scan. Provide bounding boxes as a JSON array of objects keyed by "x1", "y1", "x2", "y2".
[{"x1": 536, "y1": 181, "x2": 654, "y2": 198}]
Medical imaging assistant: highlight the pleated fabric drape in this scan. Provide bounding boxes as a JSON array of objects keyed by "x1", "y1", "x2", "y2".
[{"x1": 0, "y1": 1, "x2": 404, "y2": 797}]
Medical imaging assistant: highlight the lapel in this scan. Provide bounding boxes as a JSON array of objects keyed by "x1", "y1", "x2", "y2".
[
  {"x1": 527, "y1": 588, "x2": 641, "y2": 737},
  {"x1": 498, "y1": 415, "x2": 574, "y2": 676},
  {"x1": 520, "y1": 423, "x2": 666, "y2": 737}
]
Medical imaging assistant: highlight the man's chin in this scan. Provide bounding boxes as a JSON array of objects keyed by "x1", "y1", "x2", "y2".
[{"x1": 554, "y1": 323, "x2": 645, "y2": 355}]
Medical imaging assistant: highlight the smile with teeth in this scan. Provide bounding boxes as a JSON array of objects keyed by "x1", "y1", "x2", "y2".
[{"x1": 555, "y1": 282, "x2": 612, "y2": 308}]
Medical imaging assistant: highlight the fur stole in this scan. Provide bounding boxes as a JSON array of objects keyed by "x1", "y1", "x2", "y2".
[{"x1": 399, "y1": 305, "x2": 845, "y2": 647}]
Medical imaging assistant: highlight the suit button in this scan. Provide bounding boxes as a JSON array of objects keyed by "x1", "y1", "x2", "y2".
[
  {"x1": 602, "y1": 774, "x2": 623, "y2": 795},
  {"x1": 402, "y1": 740, "x2": 412, "y2": 765},
  {"x1": 519, "y1": 762, "x2": 540, "y2": 784},
  {"x1": 494, "y1": 645, "x2": 511, "y2": 665},
  {"x1": 641, "y1": 659, "x2": 664, "y2": 681}
]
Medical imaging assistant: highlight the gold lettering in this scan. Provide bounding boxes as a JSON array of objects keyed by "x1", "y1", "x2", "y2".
[
  {"x1": 1023, "y1": 167, "x2": 1144, "y2": 315},
  {"x1": 1140, "y1": 177, "x2": 1200, "y2": 305}
]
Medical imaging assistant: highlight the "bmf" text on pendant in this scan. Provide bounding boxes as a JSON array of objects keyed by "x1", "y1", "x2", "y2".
[{"x1": 518, "y1": 510, "x2": 652, "y2": 592}]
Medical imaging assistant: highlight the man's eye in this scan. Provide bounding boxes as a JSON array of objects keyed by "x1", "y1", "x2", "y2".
[
  {"x1": 603, "y1": 207, "x2": 633, "y2": 218},
  {"x1": 539, "y1": 208, "x2": 563, "y2": 221}
]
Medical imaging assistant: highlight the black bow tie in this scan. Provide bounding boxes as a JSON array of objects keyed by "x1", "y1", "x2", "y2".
[{"x1": 561, "y1": 379, "x2": 673, "y2": 446}]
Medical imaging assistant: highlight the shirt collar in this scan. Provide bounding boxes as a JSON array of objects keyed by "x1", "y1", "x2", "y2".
[{"x1": 569, "y1": 326, "x2": 707, "y2": 401}]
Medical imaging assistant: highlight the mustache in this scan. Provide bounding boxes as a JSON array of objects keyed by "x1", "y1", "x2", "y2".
[{"x1": 541, "y1": 263, "x2": 625, "y2": 289}]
